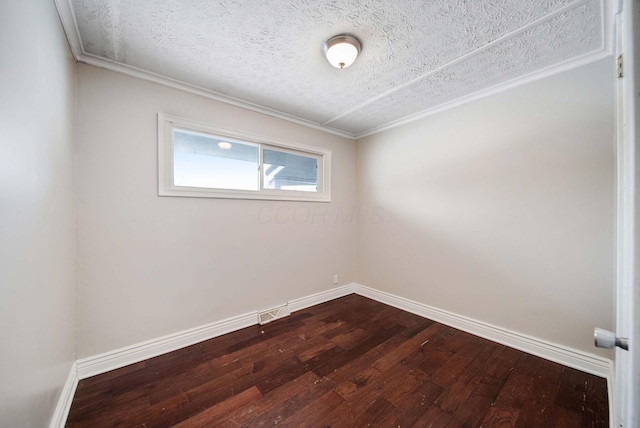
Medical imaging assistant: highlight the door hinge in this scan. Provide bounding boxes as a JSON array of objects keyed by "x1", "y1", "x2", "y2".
[{"x1": 616, "y1": 54, "x2": 623, "y2": 78}]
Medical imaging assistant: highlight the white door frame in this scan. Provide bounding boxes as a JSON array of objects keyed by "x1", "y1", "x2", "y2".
[{"x1": 613, "y1": 1, "x2": 638, "y2": 427}]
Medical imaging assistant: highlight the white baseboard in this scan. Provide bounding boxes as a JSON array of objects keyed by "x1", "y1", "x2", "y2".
[
  {"x1": 353, "y1": 283, "x2": 615, "y2": 428},
  {"x1": 288, "y1": 284, "x2": 355, "y2": 312},
  {"x1": 67, "y1": 282, "x2": 613, "y2": 426},
  {"x1": 49, "y1": 362, "x2": 78, "y2": 428},
  {"x1": 75, "y1": 282, "x2": 612, "y2": 382},
  {"x1": 76, "y1": 312, "x2": 257, "y2": 379},
  {"x1": 76, "y1": 284, "x2": 355, "y2": 380},
  {"x1": 352, "y1": 283, "x2": 612, "y2": 379}
]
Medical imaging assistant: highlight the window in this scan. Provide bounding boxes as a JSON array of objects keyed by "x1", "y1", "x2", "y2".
[{"x1": 158, "y1": 114, "x2": 331, "y2": 201}]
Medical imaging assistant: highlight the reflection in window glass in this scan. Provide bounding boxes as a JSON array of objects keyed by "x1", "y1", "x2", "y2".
[
  {"x1": 173, "y1": 129, "x2": 259, "y2": 191},
  {"x1": 263, "y1": 149, "x2": 318, "y2": 192}
]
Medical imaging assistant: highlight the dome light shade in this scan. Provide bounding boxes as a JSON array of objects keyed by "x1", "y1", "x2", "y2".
[{"x1": 324, "y1": 35, "x2": 361, "y2": 69}]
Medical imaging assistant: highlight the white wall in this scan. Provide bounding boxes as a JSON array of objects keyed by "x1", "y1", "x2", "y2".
[
  {"x1": 0, "y1": 1, "x2": 76, "y2": 426},
  {"x1": 75, "y1": 65, "x2": 356, "y2": 358},
  {"x1": 356, "y1": 58, "x2": 615, "y2": 356},
  {"x1": 0, "y1": 3, "x2": 616, "y2": 423}
]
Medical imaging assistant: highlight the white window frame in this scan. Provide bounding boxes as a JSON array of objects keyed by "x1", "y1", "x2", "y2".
[{"x1": 158, "y1": 113, "x2": 331, "y2": 202}]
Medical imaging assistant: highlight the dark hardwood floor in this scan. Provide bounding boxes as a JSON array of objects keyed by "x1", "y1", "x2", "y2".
[{"x1": 66, "y1": 294, "x2": 608, "y2": 427}]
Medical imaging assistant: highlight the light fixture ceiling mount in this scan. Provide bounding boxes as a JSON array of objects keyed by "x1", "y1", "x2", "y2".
[{"x1": 324, "y1": 35, "x2": 362, "y2": 69}]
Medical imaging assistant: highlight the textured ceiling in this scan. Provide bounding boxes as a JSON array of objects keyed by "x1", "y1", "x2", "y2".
[{"x1": 66, "y1": 0, "x2": 610, "y2": 138}]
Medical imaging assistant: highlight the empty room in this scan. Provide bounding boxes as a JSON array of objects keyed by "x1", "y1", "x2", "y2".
[{"x1": 1, "y1": 0, "x2": 638, "y2": 427}]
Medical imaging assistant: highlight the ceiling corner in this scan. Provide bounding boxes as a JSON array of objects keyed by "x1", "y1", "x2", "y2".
[{"x1": 54, "y1": 0, "x2": 84, "y2": 60}]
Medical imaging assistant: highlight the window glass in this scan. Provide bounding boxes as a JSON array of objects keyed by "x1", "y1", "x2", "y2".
[
  {"x1": 263, "y1": 149, "x2": 318, "y2": 192},
  {"x1": 173, "y1": 129, "x2": 259, "y2": 191},
  {"x1": 158, "y1": 114, "x2": 331, "y2": 201}
]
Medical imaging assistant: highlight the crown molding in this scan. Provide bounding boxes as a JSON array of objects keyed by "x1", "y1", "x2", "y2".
[
  {"x1": 353, "y1": 0, "x2": 614, "y2": 139},
  {"x1": 77, "y1": 52, "x2": 357, "y2": 140},
  {"x1": 53, "y1": 0, "x2": 83, "y2": 59},
  {"x1": 54, "y1": 0, "x2": 613, "y2": 141},
  {"x1": 52, "y1": 0, "x2": 356, "y2": 140},
  {"x1": 354, "y1": 48, "x2": 613, "y2": 139},
  {"x1": 323, "y1": 0, "x2": 613, "y2": 129}
]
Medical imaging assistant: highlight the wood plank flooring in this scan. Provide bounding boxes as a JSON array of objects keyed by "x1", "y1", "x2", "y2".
[{"x1": 66, "y1": 294, "x2": 608, "y2": 427}]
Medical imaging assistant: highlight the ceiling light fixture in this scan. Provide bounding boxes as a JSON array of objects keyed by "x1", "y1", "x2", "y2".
[
  {"x1": 324, "y1": 35, "x2": 361, "y2": 69},
  {"x1": 217, "y1": 142, "x2": 232, "y2": 150}
]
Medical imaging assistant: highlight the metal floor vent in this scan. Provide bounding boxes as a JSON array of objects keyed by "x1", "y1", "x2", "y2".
[{"x1": 258, "y1": 304, "x2": 291, "y2": 325}]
